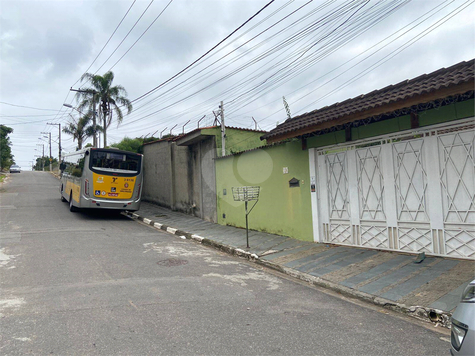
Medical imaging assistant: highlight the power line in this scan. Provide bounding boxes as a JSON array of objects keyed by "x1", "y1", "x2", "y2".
[
  {"x1": 90, "y1": 0, "x2": 156, "y2": 77},
  {"x1": 107, "y1": 0, "x2": 175, "y2": 72},
  {"x1": 130, "y1": 0, "x2": 277, "y2": 104},
  {"x1": 134, "y1": 1, "x2": 389, "y2": 119},
  {"x1": 71, "y1": 0, "x2": 137, "y2": 88},
  {"x1": 226, "y1": 0, "x2": 454, "y2": 124},
  {"x1": 292, "y1": 0, "x2": 474, "y2": 117},
  {"x1": 123, "y1": 0, "x2": 405, "y2": 128},
  {"x1": 0, "y1": 102, "x2": 59, "y2": 111},
  {"x1": 126, "y1": 0, "x2": 314, "y2": 117},
  {"x1": 119, "y1": 1, "x2": 345, "y2": 126}
]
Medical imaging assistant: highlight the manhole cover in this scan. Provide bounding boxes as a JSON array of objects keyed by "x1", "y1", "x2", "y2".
[{"x1": 157, "y1": 258, "x2": 188, "y2": 267}]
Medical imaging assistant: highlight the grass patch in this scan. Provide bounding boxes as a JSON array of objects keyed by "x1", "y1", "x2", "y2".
[{"x1": 0, "y1": 173, "x2": 6, "y2": 183}]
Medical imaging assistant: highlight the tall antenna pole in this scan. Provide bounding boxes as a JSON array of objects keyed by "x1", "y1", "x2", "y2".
[
  {"x1": 220, "y1": 101, "x2": 225, "y2": 156},
  {"x1": 47, "y1": 123, "x2": 61, "y2": 162},
  {"x1": 41, "y1": 132, "x2": 52, "y2": 171},
  {"x1": 283, "y1": 96, "x2": 291, "y2": 120}
]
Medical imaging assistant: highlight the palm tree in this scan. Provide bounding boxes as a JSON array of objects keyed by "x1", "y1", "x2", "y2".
[
  {"x1": 63, "y1": 114, "x2": 102, "y2": 150},
  {"x1": 76, "y1": 71, "x2": 132, "y2": 147}
]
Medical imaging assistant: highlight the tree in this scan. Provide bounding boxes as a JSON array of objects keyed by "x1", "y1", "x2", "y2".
[
  {"x1": 110, "y1": 137, "x2": 143, "y2": 153},
  {"x1": 63, "y1": 114, "x2": 102, "y2": 150},
  {"x1": 110, "y1": 136, "x2": 159, "y2": 154},
  {"x1": 76, "y1": 71, "x2": 132, "y2": 147},
  {"x1": 34, "y1": 156, "x2": 57, "y2": 171},
  {"x1": 0, "y1": 125, "x2": 14, "y2": 170}
]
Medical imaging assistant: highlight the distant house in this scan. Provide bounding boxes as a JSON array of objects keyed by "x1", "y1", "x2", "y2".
[{"x1": 219, "y1": 59, "x2": 474, "y2": 260}]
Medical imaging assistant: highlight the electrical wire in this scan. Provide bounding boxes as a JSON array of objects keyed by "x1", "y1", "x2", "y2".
[
  {"x1": 230, "y1": 0, "x2": 452, "y2": 124},
  {"x1": 71, "y1": 0, "x2": 137, "y2": 88},
  {"x1": 292, "y1": 0, "x2": 474, "y2": 118},
  {"x1": 119, "y1": 1, "x2": 356, "y2": 126},
  {"x1": 107, "y1": 0, "x2": 175, "y2": 72},
  {"x1": 119, "y1": 0, "x2": 405, "y2": 130},
  {"x1": 91, "y1": 0, "x2": 156, "y2": 77},
  {"x1": 130, "y1": 0, "x2": 277, "y2": 104},
  {"x1": 0, "y1": 102, "x2": 59, "y2": 112}
]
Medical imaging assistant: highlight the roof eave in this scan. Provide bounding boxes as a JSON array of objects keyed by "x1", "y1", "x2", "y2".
[{"x1": 265, "y1": 80, "x2": 474, "y2": 144}]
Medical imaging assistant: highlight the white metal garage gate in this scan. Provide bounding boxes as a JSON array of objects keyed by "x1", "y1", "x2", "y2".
[{"x1": 310, "y1": 118, "x2": 475, "y2": 260}]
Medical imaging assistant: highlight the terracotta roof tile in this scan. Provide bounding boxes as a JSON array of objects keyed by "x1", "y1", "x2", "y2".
[{"x1": 263, "y1": 59, "x2": 474, "y2": 141}]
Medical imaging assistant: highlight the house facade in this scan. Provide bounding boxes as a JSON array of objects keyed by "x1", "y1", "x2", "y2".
[
  {"x1": 261, "y1": 59, "x2": 474, "y2": 260},
  {"x1": 216, "y1": 140, "x2": 314, "y2": 241}
]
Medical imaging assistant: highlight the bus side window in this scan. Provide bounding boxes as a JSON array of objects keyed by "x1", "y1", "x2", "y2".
[
  {"x1": 72, "y1": 166, "x2": 82, "y2": 177},
  {"x1": 78, "y1": 158, "x2": 85, "y2": 174},
  {"x1": 70, "y1": 156, "x2": 85, "y2": 177},
  {"x1": 65, "y1": 162, "x2": 73, "y2": 175}
]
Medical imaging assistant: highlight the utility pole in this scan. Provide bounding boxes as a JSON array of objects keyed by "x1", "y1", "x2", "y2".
[
  {"x1": 41, "y1": 132, "x2": 52, "y2": 171},
  {"x1": 70, "y1": 87, "x2": 98, "y2": 147},
  {"x1": 220, "y1": 101, "x2": 225, "y2": 156},
  {"x1": 47, "y1": 123, "x2": 61, "y2": 163}
]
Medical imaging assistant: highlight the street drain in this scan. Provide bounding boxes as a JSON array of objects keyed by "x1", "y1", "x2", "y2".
[
  {"x1": 157, "y1": 258, "x2": 188, "y2": 267},
  {"x1": 155, "y1": 214, "x2": 167, "y2": 218}
]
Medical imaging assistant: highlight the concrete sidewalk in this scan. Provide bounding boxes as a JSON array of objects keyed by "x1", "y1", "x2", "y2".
[{"x1": 125, "y1": 201, "x2": 475, "y2": 328}]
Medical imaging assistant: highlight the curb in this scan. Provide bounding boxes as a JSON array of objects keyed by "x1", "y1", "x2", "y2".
[{"x1": 124, "y1": 211, "x2": 452, "y2": 329}]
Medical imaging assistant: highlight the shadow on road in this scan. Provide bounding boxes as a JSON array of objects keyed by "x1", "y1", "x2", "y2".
[{"x1": 74, "y1": 209, "x2": 131, "y2": 221}]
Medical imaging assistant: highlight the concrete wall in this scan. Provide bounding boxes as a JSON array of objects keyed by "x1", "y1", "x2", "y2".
[
  {"x1": 189, "y1": 137, "x2": 217, "y2": 222},
  {"x1": 142, "y1": 140, "x2": 173, "y2": 207},
  {"x1": 216, "y1": 140, "x2": 313, "y2": 241},
  {"x1": 142, "y1": 140, "x2": 193, "y2": 212},
  {"x1": 200, "y1": 137, "x2": 217, "y2": 222},
  {"x1": 142, "y1": 137, "x2": 218, "y2": 222}
]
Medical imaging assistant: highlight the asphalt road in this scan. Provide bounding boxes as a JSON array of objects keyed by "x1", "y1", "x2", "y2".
[{"x1": 1, "y1": 171, "x2": 451, "y2": 355}]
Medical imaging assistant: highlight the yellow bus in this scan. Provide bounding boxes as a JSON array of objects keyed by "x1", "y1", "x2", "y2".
[{"x1": 60, "y1": 147, "x2": 143, "y2": 212}]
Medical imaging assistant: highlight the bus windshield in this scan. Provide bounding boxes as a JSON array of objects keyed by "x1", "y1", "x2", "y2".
[{"x1": 90, "y1": 150, "x2": 141, "y2": 174}]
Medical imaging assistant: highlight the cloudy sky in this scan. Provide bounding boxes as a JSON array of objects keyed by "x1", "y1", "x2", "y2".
[{"x1": 1, "y1": 0, "x2": 474, "y2": 169}]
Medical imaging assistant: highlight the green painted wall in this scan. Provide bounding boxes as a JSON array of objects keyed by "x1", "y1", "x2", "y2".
[
  {"x1": 202, "y1": 127, "x2": 266, "y2": 157},
  {"x1": 419, "y1": 99, "x2": 474, "y2": 126},
  {"x1": 307, "y1": 100, "x2": 474, "y2": 148},
  {"x1": 216, "y1": 140, "x2": 313, "y2": 241}
]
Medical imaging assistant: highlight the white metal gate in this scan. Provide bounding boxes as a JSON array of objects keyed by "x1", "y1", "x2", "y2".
[{"x1": 311, "y1": 119, "x2": 475, "y2": 260}]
